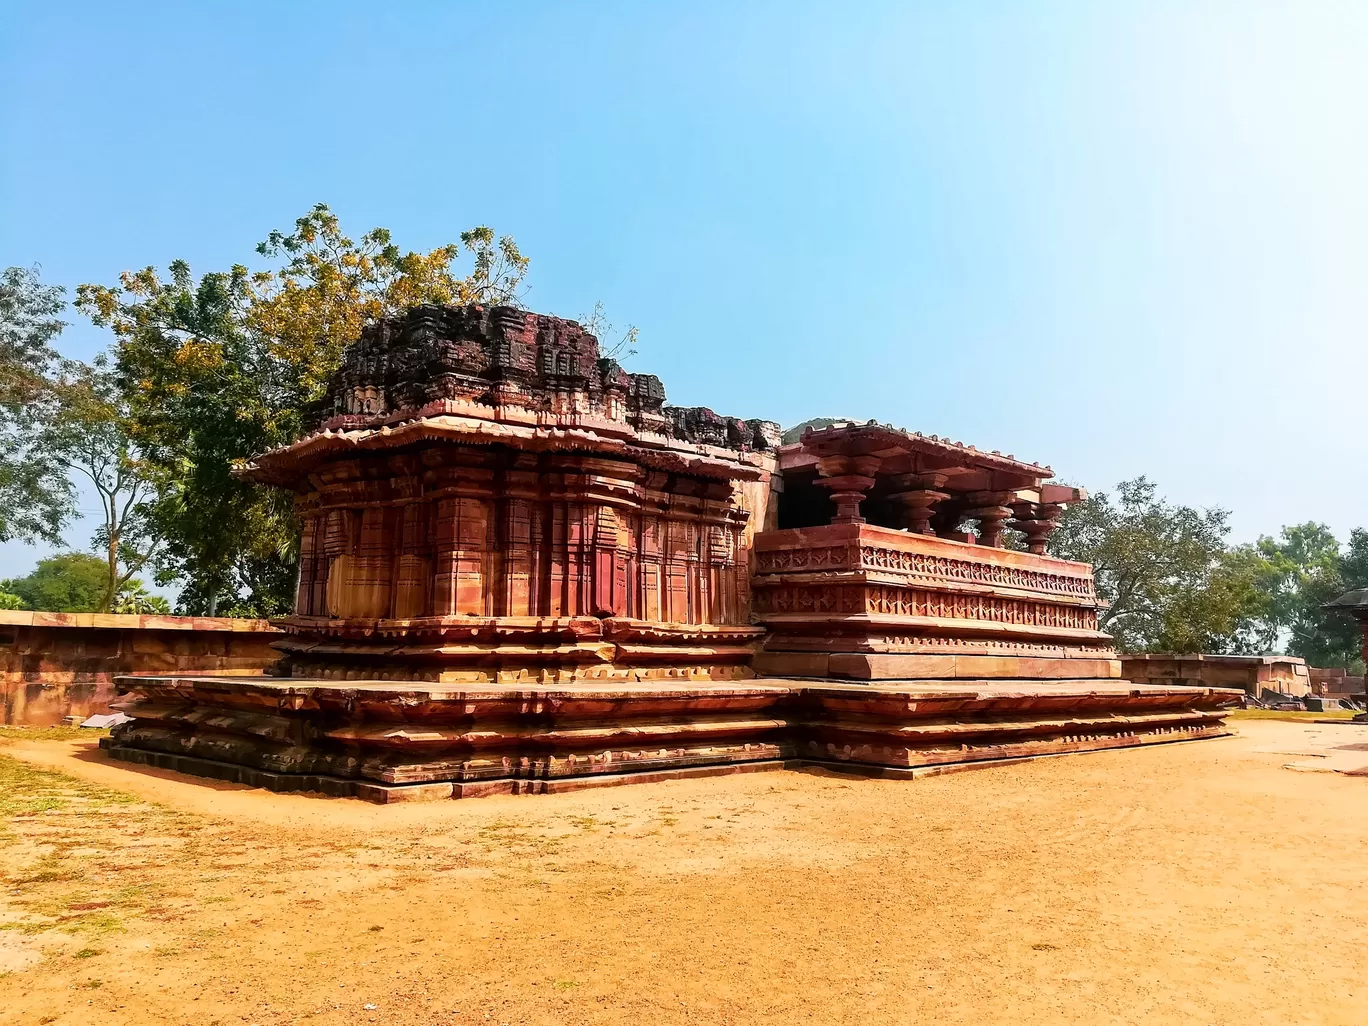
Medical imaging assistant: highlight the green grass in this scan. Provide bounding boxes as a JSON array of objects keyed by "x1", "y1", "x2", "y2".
[
  {"x1": 1227, "y1": 709, "x2": 1357, "y2": 722},
  {"x1": 0, "y1": 752, "x2": 138, "y2": 821},
  {"x1": 0, "y1": 725, "x2": 109, "y2": 743},
  {"x1": 0, "y1": 724, "x2": 110, "y2": 743}
]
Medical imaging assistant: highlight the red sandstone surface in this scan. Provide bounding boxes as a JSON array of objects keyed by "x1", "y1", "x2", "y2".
[
  {"x1": 91, "y1": 304, "x2": 1237, "y2": 794},
  {"x1": 1, "y1": 719, "x2": 1364, "y2": 1025},
  {"x1": 0, "y1": 612, "x2": 279, "y2": 726}
]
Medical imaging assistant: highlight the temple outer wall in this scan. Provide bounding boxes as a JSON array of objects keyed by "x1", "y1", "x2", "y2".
[{"x1": 0, "y1": 612, "x2": 280, "y2": 726}]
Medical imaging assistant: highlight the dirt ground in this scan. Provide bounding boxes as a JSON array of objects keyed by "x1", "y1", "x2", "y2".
[{"x1": 1, "y1": 720, "x2": 1365, "y2": 1026}]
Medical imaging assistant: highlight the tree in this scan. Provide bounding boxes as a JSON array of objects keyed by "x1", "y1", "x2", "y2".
[
  {"x1": 1, "y1": 553, "x2": 109, "y2": 612},
  {"x1": 0, "y1": 265, "x2": 74, "y2": 543},
  {"x1": 0, "y1": 552, "x2": 168, "y2": 614},
  {"x1": 112, "y1": 581, "x2": 170, "y2": 615},
  {"x1": 1250, "y1": 524, "x2": 1368, "y2": 670},
  {"x1": 76, "y1": 204, "x2": 529, "y2": 614},
  {"x1": 1048, "y1": 477, "x2": 1267, "y2": 653},
  {"x1": 33, "y1": 359, "x2": 161, "y2": 611}
]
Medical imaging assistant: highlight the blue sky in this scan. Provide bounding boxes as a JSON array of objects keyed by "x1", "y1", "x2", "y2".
[{"x1": 3, "y1": 1, "x2": 1367, "y2": 585}]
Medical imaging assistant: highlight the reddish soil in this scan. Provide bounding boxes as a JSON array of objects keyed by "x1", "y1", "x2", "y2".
[{"x1": 1, "y1": 720, "x2": 1365, "y2": 1026}]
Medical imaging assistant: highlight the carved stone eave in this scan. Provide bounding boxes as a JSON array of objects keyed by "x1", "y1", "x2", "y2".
[{"x1": 239, "y1": 405, "x2": 775, "y2": 488}]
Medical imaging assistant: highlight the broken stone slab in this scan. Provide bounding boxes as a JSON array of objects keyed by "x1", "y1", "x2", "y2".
[{"x1": 80, "y1": 712, "x2": 132, "y2": 729}]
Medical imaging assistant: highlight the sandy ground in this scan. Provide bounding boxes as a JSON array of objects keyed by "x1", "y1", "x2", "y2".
[{"x1": 1, "y1": 720, "x2": 1365, "y2": 1026}]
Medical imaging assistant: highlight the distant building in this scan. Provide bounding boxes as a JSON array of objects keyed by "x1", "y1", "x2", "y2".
[{"x1": 1119, "y1": 653, "x2": 1310, "y2": 698}]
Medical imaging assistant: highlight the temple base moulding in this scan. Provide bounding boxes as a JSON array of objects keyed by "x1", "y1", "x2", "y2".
[{"x1": 101, "y1": 674, "x2": 1240, "y2": 802}]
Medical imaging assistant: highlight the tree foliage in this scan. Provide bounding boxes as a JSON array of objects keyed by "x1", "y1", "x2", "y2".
[
  {"x1": 1249, "y1": 524, "x2": 1368, "y2": 670},
  {"x1": 34, "y1": 359, "x2": 161, "y2": 611},
  {"x1": 0, "y1": 552, "x2": 165, "y2": 613},
  {"x1": 1, "y1": 553, "x2": 110, "y2": 612},
  {"x1": 76, "y1": 204, "x2": 528, "y2": 614},
  {"x1": 1048, "y1": 477, "x2": 1266, "y2": 653},
  {"x1": 0, "y1": 265, "x2": 74, "y2": 543}
]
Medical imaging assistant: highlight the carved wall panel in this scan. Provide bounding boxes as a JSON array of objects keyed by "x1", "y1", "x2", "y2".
[
  {"x1": 752, "y1": 521, "x2": 1118, "y2": 680},
  {"x1": 291, "y1": 449, "x2": 752, "y2": 630}
]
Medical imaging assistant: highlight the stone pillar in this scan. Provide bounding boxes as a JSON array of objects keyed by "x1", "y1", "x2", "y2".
[
  {"x1": 392, "y1": 501, "x2": 432, "y2": 619},
  {"x1": 1010, "y1": 501, "x2": 1064, "y2": 555},
  {"x1": 295, "y1": 510, "x2": 324, "y2": 616},
  {"x1": 962, "y1": 492, "x2": 1015, "y2": 548},
  {"x1": 433, "y1": 496, "x2": 491, "y2": 616},
  {"x1": 350, "y1": 505, "x2": 396, "y2": 618},
  {"x1": 499, "y1": 454, "x2": 541, "y2": 617},
  {"x1": 888, "y1": 473, "x2": 950, "y2": 535},
  {"x1": 967, "y1": 506, "x2": 1012, "y2": 548},
  {"x1": 322, "y1": 508, "x2": 359, "y2": 618},
  {"x1": 930, "y1": 501, "x2": 970, "y2": 541},
  {"x1": 637, "y1": 475, "x2": 668, "y2": 622},
  {"x1": 815, "y1": 455, "x2": 881, "y2": 524}
]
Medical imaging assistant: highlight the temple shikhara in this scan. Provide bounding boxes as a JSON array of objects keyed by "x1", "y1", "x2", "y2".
[{"x1": 103, "y1": 304, "x2": 1238, "y2": 800}]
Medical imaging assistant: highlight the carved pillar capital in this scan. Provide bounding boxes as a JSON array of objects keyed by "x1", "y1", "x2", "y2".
[
  {"x1": 961, "y1": 492, "x2": 1014, "y2": 548},
  {"x1": 965, "y1": 505, "x2": 1013, "y2": 548},
  {"x1": 890, "y1": 489, "x2": 950, "y2": 535},
  {"x1": 1009, "y1": 500, "x2": 1065, "y2": 554},
  {"x1": 815, "y1": 455, "x2": 881, "y2": 524}
]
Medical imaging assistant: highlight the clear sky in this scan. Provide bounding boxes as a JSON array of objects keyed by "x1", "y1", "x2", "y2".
[{"x1": 3, "y1": 1, "x2": 1366, "y2": 584}]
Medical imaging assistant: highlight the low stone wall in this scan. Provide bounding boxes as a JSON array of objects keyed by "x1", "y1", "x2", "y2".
[
  {"x1": 0, "y1": 612, "x2": 280, "y2": 726},
  {"x1": 1119, "y1": 653, "x2": 1310, "y2": 697}
]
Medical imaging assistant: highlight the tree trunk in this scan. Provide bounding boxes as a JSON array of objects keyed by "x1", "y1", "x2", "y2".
[{"x1": 104, "y1": 530, "x2": 119, "y2": 612}]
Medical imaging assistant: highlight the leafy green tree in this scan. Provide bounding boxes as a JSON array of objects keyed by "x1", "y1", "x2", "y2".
[
  {"x1": 76, "y1": 204, "x2": 529, "y2": 615},
  {"x1": 1251, "y1": 524, "x2": 1368, "y2": 670},
  {"x1": 33, "y1": 358, "x2": 161, "y2": 612},
  {"x1": 0, "y1": 265, "x2": 74, "y2": 543},
  {"x1": 112, "y1": 581, "x2": 171, "y2": 615},
  {"x1": 1048, "y1": 477, "x2": 1268, "y2": 653},
  {"x1": 1, "y1": 553, "x2": 109, "y2": 612}
]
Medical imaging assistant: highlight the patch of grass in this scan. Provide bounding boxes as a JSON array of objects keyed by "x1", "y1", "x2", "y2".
[
  {"x1": 1228, "y1": 709, "x2": 1356, "y2": 722},
  {"x1": 65, "y1": 911, "x2": 124, "y2": 937},
  {"x1": 0, "y1": 725, "x2": 109, "y2": 743},
  {"x1": 74, "y1": 948, "x2": 101, "y2": 959},
  {"x1": 0, "y1": 921, "x2": 51, "y2": 936},
  {"x1": 0, "y1": 753, "x2": 140, "y2": 821},
  {"x1": 12, "y1": 858, "x2": 82, "y2": 885},
  {"x1": 554, "y1": 979, "x2": 580, "y2": 990}
]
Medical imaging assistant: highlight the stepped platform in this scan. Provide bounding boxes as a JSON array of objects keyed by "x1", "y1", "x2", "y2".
[{"x1": 100, "y1": 674, "x2": 1238, "y2": 802}]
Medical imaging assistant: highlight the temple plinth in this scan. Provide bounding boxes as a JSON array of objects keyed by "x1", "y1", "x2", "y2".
[{"x1": 101, "y1": 306, "x2": 1238, "y2": 801}]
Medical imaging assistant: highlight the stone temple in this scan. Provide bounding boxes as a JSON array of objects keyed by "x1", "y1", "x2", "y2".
[{"x1": 102, "y1": 304, "x2": 1239, "y2": 800}]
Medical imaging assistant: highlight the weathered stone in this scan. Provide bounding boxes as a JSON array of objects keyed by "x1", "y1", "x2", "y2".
[
  {"x1": 99, "y1": 303, "x2": 1238, "y2": 799},
  {"x1": 1, "y1": 612, "x2": 279, "y2": 726}
]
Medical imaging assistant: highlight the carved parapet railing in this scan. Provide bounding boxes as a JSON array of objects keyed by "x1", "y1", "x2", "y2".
[{"x1": 750, "y1": 522, "x2": 1119, "y2": 681}]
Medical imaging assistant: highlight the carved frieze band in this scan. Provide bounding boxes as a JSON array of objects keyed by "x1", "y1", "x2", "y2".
[
  {"x1": 752, "y1": 583, "x2": 1099, "y2": 631},
  {"x1": 763, "y1": 634, "x2": 1115, "y2": 655},
  {"x1": 754, "y1": 544, "x2": 1095, "y2": 599}
]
